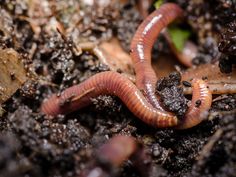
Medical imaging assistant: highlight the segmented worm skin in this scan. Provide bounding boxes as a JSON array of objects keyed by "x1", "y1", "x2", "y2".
[
  {"x1": 41, "y1": 71, "x2": 178, "y2": 128},
  {"x1": 81, "y1": 135, "x2": 137, "y2": 177},
  {"x1": 130, "y1": 3, "x2": 183, "y2": 110},
  {"x1": 176, "y1": 79, "x2": 212, "y2": 129},
  {"x1": 81, "y1": 135, "x2": 151, "y2": 177},
  {"x1": 97, "y1": 135, "x2": 137, "y2": 167}
]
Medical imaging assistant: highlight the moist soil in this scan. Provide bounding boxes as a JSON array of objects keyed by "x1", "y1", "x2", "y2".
[{"x1": 0, "y1": 1, "x2": 236, "y2": 177}]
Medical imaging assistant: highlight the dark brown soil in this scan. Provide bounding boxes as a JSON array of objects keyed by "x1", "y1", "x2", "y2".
[{"x1": 0, "y1": 1, "x2": 236, "y2": 177}]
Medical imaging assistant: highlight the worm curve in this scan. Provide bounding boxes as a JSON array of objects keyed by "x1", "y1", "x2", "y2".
[
  {"x1": 177, "y1": 79, "x2": 212, "y2": 129},
  {"x1": 130, "y1": 3, "x2": 183, "y2": 110},
  {"x1": 41, "y1": 71, "x2": 178, "y2": 128}
]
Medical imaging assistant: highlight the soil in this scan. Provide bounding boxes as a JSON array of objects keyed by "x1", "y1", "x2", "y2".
[{"x1": 0, "y1": 0, "x2": 235, "y2": 177}]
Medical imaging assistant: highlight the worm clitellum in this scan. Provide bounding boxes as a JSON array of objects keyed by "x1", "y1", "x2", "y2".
[
  {"x1": 130, "y1": 3, "x2": 183, "y2": 110},
  {"x1": 41, "y1": 71, "x2": 178, "y2": 128}
]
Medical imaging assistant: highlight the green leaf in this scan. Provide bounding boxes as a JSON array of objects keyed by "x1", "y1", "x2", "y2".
[
  {"x1": 168, "y1": 27, "x2": 191, "y2": 51},
  {"x1": 154, "y1": 0, "x2": 163, "y2": 9}
]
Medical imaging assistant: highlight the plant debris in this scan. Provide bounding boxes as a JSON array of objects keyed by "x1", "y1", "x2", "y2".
[{"x1": 0, "y1": 48, "x2": 29, "y2": 103}]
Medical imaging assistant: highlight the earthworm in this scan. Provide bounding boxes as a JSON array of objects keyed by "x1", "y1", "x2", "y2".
[
  {"x1": 81, "y1": 135, "x2": 152, "y2": 177},
  {"x1": 136, "y1": 1, "x2": 196, "y2": 68},
  {"x1": 41, "y1": 71, "x2": 178, "y2": 128},
  {"x1": 80, "y1": 135, "x2": 137, "y2": 177},
  {"x1": 42, "y1": 71, "x2": 212, "y2": 129},
  {"x1": 182, "y1": 62, "x2": 236, "y2": 94},
  {"x1": 130, "y1": 3, "x2": 183, "y2": 110},
  {"x1": 176, "y1": 79, "x2": 212, "y2": 129},
  {"x1": 96, "y1": 135, "x2": 137, "y2": 167}
]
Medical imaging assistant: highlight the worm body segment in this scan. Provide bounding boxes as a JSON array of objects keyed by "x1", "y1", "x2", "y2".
[
  {"x1": 176, "y1": 79, "x2": 212, "y2": 129},
  {"x1": 130, "y1": 3, "x2": 183, "y2": 109},
  {"x1": 41, "y1": 71, "x2": 178, "y2": 128},
  {"x1": 81, "y1": 135, "x2": 151, "y2": 177},
  {"x1": 97, "y1": 135, "x2": 137, "y2": 167}
]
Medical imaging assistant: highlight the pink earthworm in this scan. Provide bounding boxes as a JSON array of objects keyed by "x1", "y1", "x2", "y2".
[
  {"x1": 136, "y1": 2, "x2": 197, "y2": 68},
  {"x1": 41, "y1": 71, "x2": 212, "y2": 129},
  {"x1": 96, "y1": 135, "x2": 137, "y2": 167},
  {"x1": 81, "y1": 135, "x2": 152, "y2": 177},
  {"x1": 80, "y1": 135, "x2": 137, "y2": 177}
]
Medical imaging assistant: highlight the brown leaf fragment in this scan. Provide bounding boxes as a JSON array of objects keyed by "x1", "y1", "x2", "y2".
[{"x1": 0, "y1": 48, "x2": 28, "y2": 103}]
